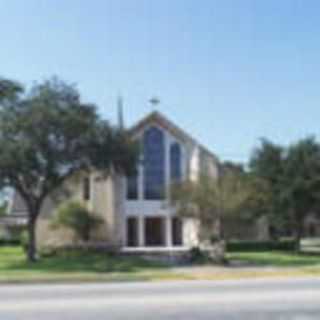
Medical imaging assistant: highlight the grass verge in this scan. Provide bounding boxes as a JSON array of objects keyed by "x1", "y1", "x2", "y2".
[
  {"x1": 226, "y1": 251, "x2": 320, "y2": 267},
  {"x1": 0, "y1": 247, "x2": 320, "y2": 283}
]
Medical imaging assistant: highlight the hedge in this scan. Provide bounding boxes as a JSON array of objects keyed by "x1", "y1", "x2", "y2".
[
  {"x1": 226, "y1": 239, "x2": 296, "y2": 252},
  {"x1": 0, "y1": 238, "x2": 21, "y2": 246}
]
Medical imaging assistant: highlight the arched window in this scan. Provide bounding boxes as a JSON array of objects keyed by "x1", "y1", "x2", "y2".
[
  {"x1": 143, "y1": 126, "x2": 165, "y2": 199},
  {"x1": 170, "y1": 142, "x2": 182, "y2": 183}
]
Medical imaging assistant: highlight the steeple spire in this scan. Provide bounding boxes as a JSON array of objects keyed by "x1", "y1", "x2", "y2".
[{"x1": 117, "y1": 95, "x2": 124, "y2": 130}]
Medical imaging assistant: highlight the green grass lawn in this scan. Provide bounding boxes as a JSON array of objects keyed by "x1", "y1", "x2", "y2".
[
  {"x1": 227, "y1": 251, "x2": 320, "y2": 267},
  {"x1": 0, "y1": 246, "x2": 169, "y2": 283},
  {"x1": 1, "y1": 246, "x2": 320, "y2": 283}
]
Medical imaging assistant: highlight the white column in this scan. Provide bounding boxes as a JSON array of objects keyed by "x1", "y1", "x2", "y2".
[
  {"x1": 122, "y1": 215, "x2": 127, "y2": 247},
  {"x1": 165, "y1": 216, "x2": 173, "y2": 247},
  {"x1": 190, "y1": 146, "x2": 200, "y2": 182},
  {"x1": 181, "y1": 146, "x2": 187, "y2": 181},
  {"x1": 138, "y1": 162, "x2": 144, "y2": 201},
  {"x1": 138, "y1": 216, "x2": 145, "y2": 247}
]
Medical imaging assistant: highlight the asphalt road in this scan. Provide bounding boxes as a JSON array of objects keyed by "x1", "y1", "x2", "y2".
[{"x1": 1, "y1": 277, "x2": 320, "y2": 319}]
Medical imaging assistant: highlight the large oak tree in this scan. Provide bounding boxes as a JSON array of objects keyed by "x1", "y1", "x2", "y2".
[{"x1": 0, "y1": 78, "x2": 137, "y2": 261}]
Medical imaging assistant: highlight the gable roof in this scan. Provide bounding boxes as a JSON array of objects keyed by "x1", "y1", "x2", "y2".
[
  {"x1": 7, "y1": 192, "x2": 28, "y2": 216},
  {"x1": 129, "y1": 111, "x2": 219, "y2": 163}
]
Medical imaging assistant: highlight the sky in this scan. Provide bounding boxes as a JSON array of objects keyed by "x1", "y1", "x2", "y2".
[{"x1": 1, "y1": 0, "x2": 320, "y2": 164}]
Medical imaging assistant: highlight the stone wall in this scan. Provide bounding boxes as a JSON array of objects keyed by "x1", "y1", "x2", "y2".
[{"x1": 35, "y1": 172, "x2": 122, "y2": 249}]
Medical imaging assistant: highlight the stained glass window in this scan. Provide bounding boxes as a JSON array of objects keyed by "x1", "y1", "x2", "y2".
[
  {"x1": 127, "y1": 217, "x2": 139, "y2": 247},
  {"x1": 127, "y1": 174, "x2": 138, "y2": 200},
  {"x1": 170, "y1": 142, "x2": 182, "y2": 183},
  {"x1": 143, "y1": 126, "x2": 165, "y2": 200}
]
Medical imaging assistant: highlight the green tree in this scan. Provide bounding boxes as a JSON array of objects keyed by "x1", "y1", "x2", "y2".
[
  {"x1": 51, "y1": 201, "x2": 102, "y2": 242},
  {"x1": 0, "y1": 78, "x2": 138, "y2": 261},
  {"x1": 249, "y1": 137, "x2": 320, "y2": 250},
  {"x1": 0, "y1": 78, "x2": 22, "y2": 102},
  {"x1": 249, "y1": 139, "x2": 286, "y2": 237},
  {"x1": 282, "y1": 137, "x2": 320, "y2": 249},
  {"x1": 171, "y1": 168, "x2": 252, "y2": 246}
]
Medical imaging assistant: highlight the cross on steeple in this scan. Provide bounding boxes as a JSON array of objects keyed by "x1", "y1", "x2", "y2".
[{"x1": 149, "y1": 96, "x2": 160, "y2": 110}]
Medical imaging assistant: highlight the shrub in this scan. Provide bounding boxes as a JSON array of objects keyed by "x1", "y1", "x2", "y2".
[
  {"x1": 0, "y1": 238, "x2": 21, "y2": 246},
  {"x1": 39, "y1": 246, "x2": 58, "y2": 258},
  {"x1": 189, "y1": 247, "x2": 209, "y2": 264},
  {"x1": 0, "y1": 226, "x2": 24, "y2": 246},
  {"x1": 226, "y1": 239, "x2": 296, "y2": 252},
  {"x1": 51, "y1": 201, "x2": 103, "y2": 242},
  {"x1": 210, "y1": 235, "x2": 220, "y2": 244}
]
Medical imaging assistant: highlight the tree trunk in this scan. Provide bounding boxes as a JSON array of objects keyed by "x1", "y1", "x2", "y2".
[{"x1": 27, "y1": 213, "x2": 38, "y2": 262}]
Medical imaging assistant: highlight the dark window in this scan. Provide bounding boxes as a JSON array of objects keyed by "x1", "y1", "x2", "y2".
[
  {"x1": 172, "y1": 217, "x2": 183, "y2": 246},
  {"x1": 170, "y1": 143, "x2": 182, "y2": 183},
  {"x1": 127, "y1": 174, "x2": 138, "y2": 200},
  {"x1": 143, "y1": 126, "x2": 165, "y2": 200},
  {"x1": 145, "y1": 217, "x2": 165, "y2": 246},
  {"x1": 127, "y1": 217, "x2": 139, "y2": 247},
  {"x1": 83, "y1": 177, "x2": 90, "y2": 200}
]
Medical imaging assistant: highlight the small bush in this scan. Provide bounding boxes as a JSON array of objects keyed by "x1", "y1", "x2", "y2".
[
  {"x1": 39, "y1": 247, "x2": 58, "y2": 258},
  {"x1": 210, "y1": 235, "x2": 221, "y2": 244},
  {"x1": 0, "y1": 226, "x2": 24, "y2": 246},
  {"x1": 51, "y1": 201, "x2": 103, "y2": 242},
  {"x1": 189, "y1": 247, "x2": 209, "y2": 264},
  {"x1": 0, "y1": 238, "x2": 21, "y2": 246},
  {"x1": 226, "y1": 239, "x2": 296, "y2": 252}
]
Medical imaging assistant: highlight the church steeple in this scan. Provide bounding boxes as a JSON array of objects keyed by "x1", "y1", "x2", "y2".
[{"x1": 117, "y1": 95, "x2": 125, "y2": 130}]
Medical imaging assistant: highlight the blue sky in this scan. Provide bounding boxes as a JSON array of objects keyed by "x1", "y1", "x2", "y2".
[{"x1": 1, "y1": 0, "x2": 320, "y2": 163}]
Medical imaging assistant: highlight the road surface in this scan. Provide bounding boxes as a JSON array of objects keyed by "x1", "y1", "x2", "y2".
[{"x1": 0, "y1": 277, "x2": 320, "y2": 319}]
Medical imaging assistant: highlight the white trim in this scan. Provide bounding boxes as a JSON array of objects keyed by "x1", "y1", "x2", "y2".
[
  {"x1": 138, "y1": 215, "x2": 145, "y2": 247},
  {"x1": 121, "y1": 246, "x2": 189, "y2": 253},
  {"x1": 165, "y1": 216, "x2": 173, "y2": 247}
]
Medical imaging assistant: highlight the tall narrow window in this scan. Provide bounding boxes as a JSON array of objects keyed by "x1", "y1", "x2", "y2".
[
  {"x1": 172, "y1": 217, "x2": 183, "y2": 246},
  {"x1": 143, "y1": 126, "x2": 165, "y2": 200},
  {"x1": 127, "y1": 174, "x2": 138, "y2": 200},
  {"x1": 83, "y1": 177, "x2": 90, "y2": 201},
  {"x1": 170, "y1": 143, "x2": 182, "y2": 183},
  {"x1": 127, "y1": 217, "x2": 139, "y2": 247}
]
